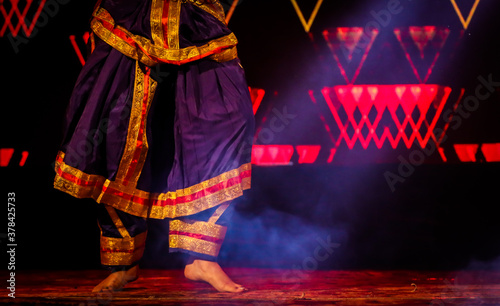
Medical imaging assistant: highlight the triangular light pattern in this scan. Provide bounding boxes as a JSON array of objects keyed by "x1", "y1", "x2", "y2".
[
  {"x1": 449, "y1": 0, "x2": 481, "y2": 30},
  {"x1": 323, "y1": 27, "x2": 378, "y2": 84},
  {"x1": 290, "y1": 0, "x2": 324, "y2": 33},
  {"x1": 394, "y1": 26, "x2": 450, "y2": 83}
]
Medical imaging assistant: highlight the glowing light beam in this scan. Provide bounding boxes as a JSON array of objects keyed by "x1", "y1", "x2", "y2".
[
  {"x1": 290, "y1": 0, "x2": 324, "y2": 33},
  {"x1": 450, "y1": 0, "x2": 481, "y2": 30}
]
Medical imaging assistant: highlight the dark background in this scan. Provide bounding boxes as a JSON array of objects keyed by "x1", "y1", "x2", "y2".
[{"x1": 1, "y1": 0, "x2": 500, "y2": 273}]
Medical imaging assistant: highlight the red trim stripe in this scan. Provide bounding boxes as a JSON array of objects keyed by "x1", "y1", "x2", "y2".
[
  {"x1": 169, "y1": 231, "x2": 223, "y2": 244},
  {"x1": 102, "y1": 169, "x2": 251, "y2": 207},
  {"x1": 57, "y1": 167, "x2": 103, "y2": 189},
  {"x1": 57, "y1": 156, "x2": 250, "y2": 208},
  {"x1": 162, "y1": 0, "x2": 170, "y2": 49},
  {"x1": 123, "y1": 69, "x2": 150, "y2": 185}
]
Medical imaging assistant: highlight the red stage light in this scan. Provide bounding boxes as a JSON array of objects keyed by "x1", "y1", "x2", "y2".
[
  {"x1": 319, "y1": 84, "x2": 451, "y2": 150},
  {"x1": 296, "y1": 145, "x2": 321, "y2": 164},
  {"x1": 408, "y1": 26, "x2": 438, "y2": 59},
  {"x1": 248, "y1": 87, "x2": 265, "y2": 115},
  {"x1": 323, "y1": 27, "x2": 378, "y2": 84},
  {"x1": 327, "y1": 148, "x2": 337, "y2": 163},
  {"x1": 0, "y1": 149, "x2": 29, "y2": 167},
  {"x1": 394, "y1": 26, "x2": 450, "y2": 83},
  {"x1": 454, "y1": 144, "x2": 479, "y2": 162},
  {"x1": 69, "y1": 32, "x2": 91, "y2": 66},
  {"x1": 251, "y1": 145, "x2": 294, "y2": 166},
  {"x1": 19, "y1": 151, "x2": 29, "y2": 166},
  {"x1": 0, "y1": 148, "x2": 14, "y2": 167},
  {"x1": 69, "y1": 35, "x2": 86, "y2": 66},
  {"x1": 454, "y1": 143, "x2": 500, "y2": 162},
  {"x1": 0, "y1": 0, "x2": 47, "y2": 37},
  {"x1": 481, "y1": 143, "x2": 500, "y2": 162}
]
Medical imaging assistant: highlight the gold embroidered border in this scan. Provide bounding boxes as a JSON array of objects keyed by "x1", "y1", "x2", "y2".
[
  {"x1": 208, "y1": 202, "x2": 229, "y2": 224},
  {"x1": 90, "y1": 17, "x2": 157, "y2": 66},
  {"x1": 169, "y1": 234, "x2": 224, "y2": 257},
  {"x1": 169, "y1": 217, "x2": 227, "y2": 257},
  {"x1": 208, "y1": 46, "x2": 238, "y2": 63},
  {"x1": 100, "y1": 232, "x2": 147, "y2": 266},
  {"x1": 167, "y1": 0, "x2": 181, "y2": 49},
  {"x1": 54, "y1": 150, "x2": 251, "y2": 219},
  {"x1": 56, "y1": 150, "x2": 250, "y2": 198},
  {"x1": 150, "y1": 0, "x2": 165, "y2": 47},
  {"x1": 197, "y1": 2, "x2": 226, "y2": 24},
  {"x1": 112, "y1": 61, "x2": 157, "y2": 190},
  {"x1": 103, "y1": 174, "x2": 250, "y2": 218},
  {"x1": 170, "y1": 219, "x2": 227, "y2": 239},
  {"x1": 115, "y1": 61, "x2": 144, "y2": 184},
  {"x1": 90, "y1": 5, "x2": 238, "y2": 66},
  {"x1": 101, "y1": 248, "x2": 144, "y2": 266},
  {"x1": 132, "y1": 70, "x2": 156, "y2": 186},
  {"x1": 101, "y1": 232, "x2": 147, "y2": 251}
]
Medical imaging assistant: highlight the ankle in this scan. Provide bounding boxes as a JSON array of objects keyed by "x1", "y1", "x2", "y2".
[{"x1": 185, "y1": 254, "x2": 218, "y2": 266}]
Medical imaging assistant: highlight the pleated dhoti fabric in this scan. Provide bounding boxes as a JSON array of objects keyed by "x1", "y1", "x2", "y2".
[{"x1": 53, "y1": 0, "x2": 254, "y2": 270}]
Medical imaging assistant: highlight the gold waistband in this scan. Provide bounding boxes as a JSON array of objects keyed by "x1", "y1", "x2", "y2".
[{"x1": 208, "y1": 46, "x2": 238, "y2": 63}]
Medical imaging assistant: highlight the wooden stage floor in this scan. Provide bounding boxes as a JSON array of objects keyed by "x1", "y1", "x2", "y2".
[{"x1": 4, "y1": 268, "x2": 500, "y2": 305}]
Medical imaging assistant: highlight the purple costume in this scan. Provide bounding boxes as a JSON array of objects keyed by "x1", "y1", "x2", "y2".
[{"x1": 54, "y1": 0, "x2": 254, "y2": 267}]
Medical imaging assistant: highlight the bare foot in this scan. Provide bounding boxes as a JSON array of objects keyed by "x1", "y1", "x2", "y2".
[
  {"x1": 92, "y1": 265, "x2": 139, "y2": 293},
  {"x1": 184, "y1": 259, "x2": 247, "y2": 293}
]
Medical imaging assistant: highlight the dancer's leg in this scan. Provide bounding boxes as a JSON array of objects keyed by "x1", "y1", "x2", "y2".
[
  {"x1": 169, "y1": 202, "x2": 247, "y2": 292},
  {"x1": 93, "y1": 205, "x2": 148, "y2": 292}
]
